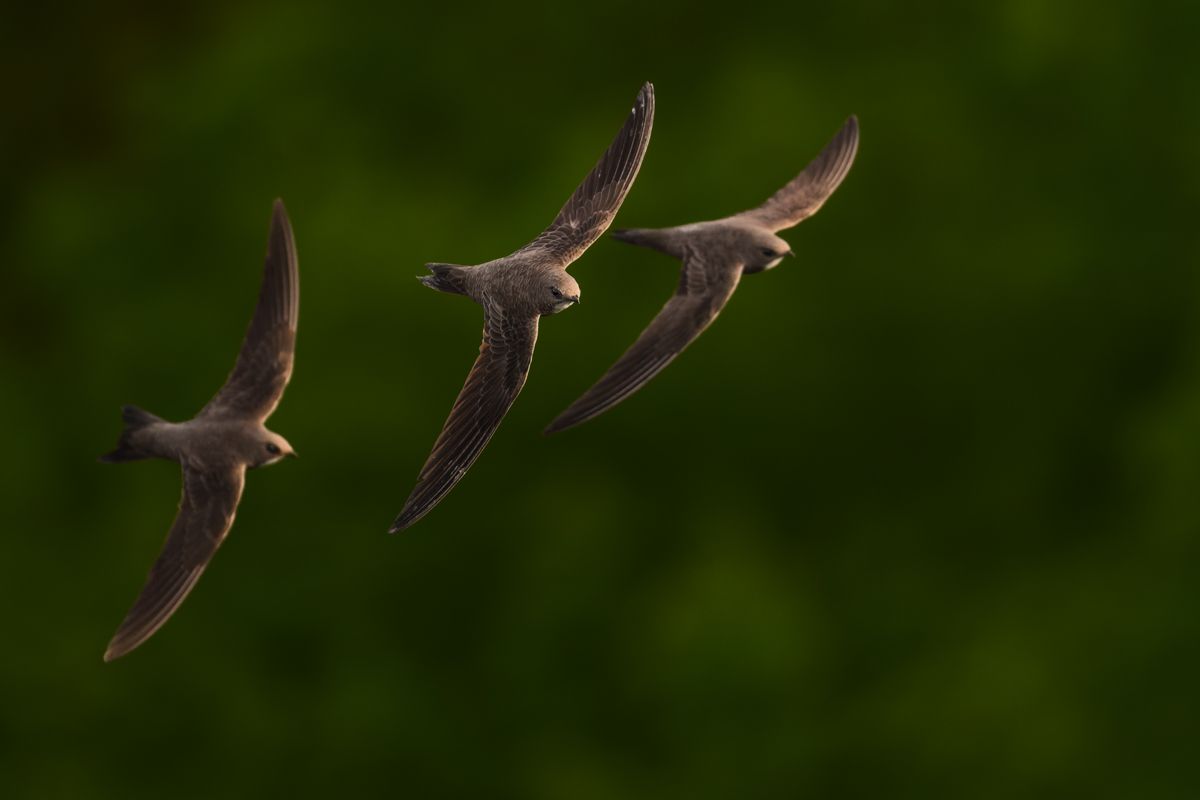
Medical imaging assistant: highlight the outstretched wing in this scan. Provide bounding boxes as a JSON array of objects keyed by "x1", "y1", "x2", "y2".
[
  {"x1": 391, "y1": 308, "x2": 540, "y2": 531},
  {"x1": 545, "y1": 252, "x2": 742, "y2": 434},
  {"x1": 515, "y1": 82, "x2": 655, "y2": 267},
  {"x1": 201, "y1": 199, "x2": 299, "y2": 422},
  {"x1": 104, "y1": 463, "x2": 246, "y2": 661},
  {"x1": 735, "y1": 116, "x2": 859, "y2": 232}
]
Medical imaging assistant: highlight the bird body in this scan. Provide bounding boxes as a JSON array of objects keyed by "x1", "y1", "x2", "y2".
[
  {"x1": 106, "y1": 413, "x2": 292, "y2": 468},
  {"x1": 99, "y1": 199, "x2": 299, "y2": 661},
  {"x1": 546, "y1": 115, "x2": 859, "y2": 434},
  {"x1": 613, "y1": 220, "x2": 792, "y2": 271},
  {"x1": 391, "y1": 82, "x2": 655, "y2": 531},
  {"x1": 423, "y1": 254, "x2": 581, "y2": 316}
]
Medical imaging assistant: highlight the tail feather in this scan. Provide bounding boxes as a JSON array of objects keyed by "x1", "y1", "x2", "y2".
[
  {"x1": 99, "y1": 405, "x2": 162, "y2": 463},
  {"x1": 418, "y1": 263, "x2": 470, "y2": 296},
  {"x1": 611, "y1": 227, "x2": 682, "y2": 258}
]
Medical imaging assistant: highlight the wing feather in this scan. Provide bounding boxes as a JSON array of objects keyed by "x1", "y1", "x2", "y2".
[
  {"x1": 201, "y1": 199, "x2": 299, "y2": 422},
  {"x1": 391, "y1": 309, "x2": 540, "y2": 531},
  {"x1": 545, "y1": 254, "x2": 741, "y2": 433},
  {"x1": 516, "y1": 83, "x2": 655, "y2": 266},
  {"x1": 736, "y1": 116, "x2": 859, "y2": 232},
  {"x1": 104, "y1": 464, "x2": 245, "y2": 661}
]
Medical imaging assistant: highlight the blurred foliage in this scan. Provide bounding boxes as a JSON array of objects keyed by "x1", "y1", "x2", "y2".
[{"x1": 2, "y1": 0, "x2": 1199, "y2": 797}]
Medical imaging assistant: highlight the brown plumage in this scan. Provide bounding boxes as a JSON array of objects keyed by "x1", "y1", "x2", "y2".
[
  {"x1": 545, "y1": 115, "x2": 858, "y2": 434},
  {"x1": 391, "y1": 82, "x2": 655, "y2": 531},
  {"x1": 99, "y1": 199, "x2": 299, "y2": 661}
]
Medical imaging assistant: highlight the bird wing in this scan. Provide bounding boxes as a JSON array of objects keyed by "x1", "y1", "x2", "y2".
[
  {"x1": 734, "y1": 116, "x2": 859, "y2": 233},
  {"x1": 200, "y1": 199, "x2": 299, "y2": 422},
  {"x1": 545, "y1": 251, "x2": 742, "y2": 433},
  {"x1": 104, "y1": 463, "x2": 246, "y2": 661},
  {"x1": 391, "y1": 307, "x2": 540, "y2": 530},
  {"x1": 514, "y1": 82, "x2": 655, "y2": 268}
]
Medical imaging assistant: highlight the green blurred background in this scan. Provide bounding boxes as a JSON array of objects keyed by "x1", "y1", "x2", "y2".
[{"x1": 3, "y1": 0, "x2": 1199, "y2": 797}]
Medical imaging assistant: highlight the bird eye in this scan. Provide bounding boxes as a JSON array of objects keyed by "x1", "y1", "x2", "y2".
[
  {"x1": 266, "y1": 443, "x2": 281, "y2": 455},
  {"x1": 550, "y1": 287, "x2": 563, "y2": 299},
  {"x1": 761, "y1": 248, "x2": 777, "y2": 258}
]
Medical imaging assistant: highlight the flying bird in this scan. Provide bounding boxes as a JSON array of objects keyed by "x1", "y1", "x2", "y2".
[
  {"x1": 99, "y1": 199, "x2": 299, "y2": 661},
  {"x1": 545, "y1": 115, "x2": 858, "y2": 434},
  {"x1": 390, "y1": 82, "x2": 655, "y2": 531}
]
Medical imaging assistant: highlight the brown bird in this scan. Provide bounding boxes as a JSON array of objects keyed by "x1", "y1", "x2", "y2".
[
  {"x1": 99, "y1": 199, "x2": 299, "y2": 661},
  {"x1": 545, "y1": 115, "x2": 858, "y2": 434},
  {"x1": 390, "y1": 82, "x2": 655, "y2": 531}
]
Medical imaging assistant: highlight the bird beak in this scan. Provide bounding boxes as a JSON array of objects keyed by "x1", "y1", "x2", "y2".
[
  {"x1": 785, "y1": 249, "x2": 795, "y2": 258},
  {"x1": 570, "y1": 295, "x2": 581, "y2": 305},
  {"x1": 288, "y1": 450, "x2": 299, "y2": 459}
]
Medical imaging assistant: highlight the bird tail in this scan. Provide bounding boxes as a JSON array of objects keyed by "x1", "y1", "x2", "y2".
[
  {"x1": 418, "y1": 263, "x2": 471, "y2": 296},
  {"x1": 99, "y1": 405, "x2": 163, "y2": 463},
  {"x1": 611, "y1": 228, "x2": 683, "y2": 258}
]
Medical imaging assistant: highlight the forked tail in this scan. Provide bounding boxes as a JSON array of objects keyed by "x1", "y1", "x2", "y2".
[
  {"x1": 611, "y1": 227, "x2": 684, "y2": 258},
  {"x1": 418, "y1": 263, "x2": 471, "y2": 296},
  {"x1": 99, "y1": 405, "x2": 163, "y2": 463}
]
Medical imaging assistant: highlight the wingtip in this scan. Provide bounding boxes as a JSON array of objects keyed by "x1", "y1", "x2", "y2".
[
  {"x1": 389, "y1": 502, "x2": 420, "y2": 532},
  {"x1": 103, "y1": 625, "x2": 144, "y2": 662},
  {"x1": 270, "y1": 198, "x2": 293, "y2": 236},
  {"x1": 629, "y1": 82, "x2": 654, "y2": 117},
  {"x1": 543, "y1": 414, "x2": 577, "y2": 436},
  {"x1": 840, "y1": 115, "x2": 860, "y2": 144},
  {"x1": 638, "y1": 82, "x2": 655, "y2": 113}
]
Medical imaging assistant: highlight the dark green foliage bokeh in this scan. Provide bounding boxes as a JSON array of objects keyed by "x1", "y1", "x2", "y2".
[{"x1": 3, "y1": 1, "x2": 1199, "y2": 797}]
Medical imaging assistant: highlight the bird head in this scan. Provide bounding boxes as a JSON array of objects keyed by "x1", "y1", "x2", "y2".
[
  {"x1": 542, "y1": 273, "x2": 581, "y2": 315},
  {"x1": 742, "y1": 230, "x2": 794, "y2": 273},
  {"x1": 254, "y1": 430, "x2": 298, "y2": 468}
]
